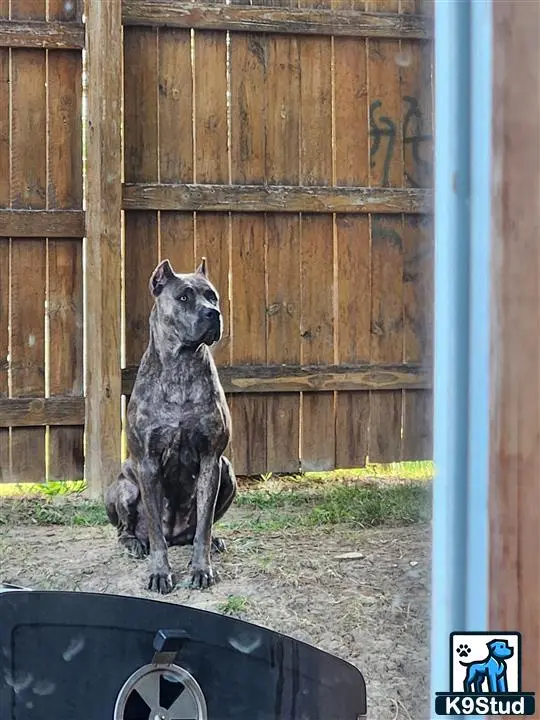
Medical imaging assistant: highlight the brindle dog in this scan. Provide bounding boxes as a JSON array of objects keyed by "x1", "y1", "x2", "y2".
[{"x1": 105, "y1": 258, "x2": 237, "y2": 594}]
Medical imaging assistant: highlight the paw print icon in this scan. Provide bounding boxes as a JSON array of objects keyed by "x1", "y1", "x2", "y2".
[{"x1": 456, "y1": 644, "x2": 471, "y2": 658}]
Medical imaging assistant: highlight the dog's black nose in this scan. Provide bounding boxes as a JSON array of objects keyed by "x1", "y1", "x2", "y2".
[{"x1": 204, "y1": 307, "x2": 220, "y2": 322}]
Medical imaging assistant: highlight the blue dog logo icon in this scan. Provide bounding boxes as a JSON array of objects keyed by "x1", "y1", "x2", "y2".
[{"x1": 458, "y1": 639, "x2": 514, "y2": 693}]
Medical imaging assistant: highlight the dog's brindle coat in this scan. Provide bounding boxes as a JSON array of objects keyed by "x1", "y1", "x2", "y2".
[{"x1": 105, "y1": 258, "x2": 237, "y2": 594}]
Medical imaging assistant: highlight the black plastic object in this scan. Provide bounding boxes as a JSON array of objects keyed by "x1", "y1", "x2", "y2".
[
  {"x1": 0, "y1": 590, "x2": 367, "y2": 719},
  {"x1": 153, "y1": 628, "x2": 189, "y2": 654}
]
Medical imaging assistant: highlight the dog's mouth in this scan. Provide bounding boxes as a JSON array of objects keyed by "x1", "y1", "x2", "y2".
[{"x1": 202, "y1": 324, "x2": 221, "y2": 346}]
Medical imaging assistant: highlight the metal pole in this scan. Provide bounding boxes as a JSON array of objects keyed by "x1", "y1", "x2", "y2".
[{"x1": 430, "y1": 0, "x2": 492, "y2": 714}]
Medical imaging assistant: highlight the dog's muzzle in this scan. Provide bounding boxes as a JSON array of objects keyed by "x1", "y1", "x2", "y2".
[{"x1": 201, "y1": 307, "x2": 222, "y2": 345}]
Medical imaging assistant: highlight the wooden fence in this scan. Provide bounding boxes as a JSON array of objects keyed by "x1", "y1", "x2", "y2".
[
  {"x1": 0, "y1": 0, "x2": 434, "y2": 490},
  {"x1": 0, "y1": 0, "x2": 85, "y2": 484}
]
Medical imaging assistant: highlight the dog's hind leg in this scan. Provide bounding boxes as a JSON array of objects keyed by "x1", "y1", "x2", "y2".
[
  {"x1": 211, "y1": 456, "x2": 237, "y2": 553},
  {"x1": 105, "y1": 460, "x2": 149, "y2": 559}
]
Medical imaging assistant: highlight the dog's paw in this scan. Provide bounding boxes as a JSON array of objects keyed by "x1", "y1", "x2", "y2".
[
  {"x1": 189, "y1": 565, "x2": 217, "y2": 590},
  {"x1": 148, "y1": 571, "x2": 174, "y2": 594},
  {"x1": 211, "y1": 536, "x2": 227, "y2": 554},
  {"x1": 456, "y1": 644, "x2": 472, "y2": 658},
  {"x1": 119, "y1": 536, "x2": 149, "y2": 560}
]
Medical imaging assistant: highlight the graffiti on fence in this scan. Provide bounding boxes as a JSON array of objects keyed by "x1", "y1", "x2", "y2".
[{"x1": 369, "y1": 96, "x2": 433, "y2": 188}]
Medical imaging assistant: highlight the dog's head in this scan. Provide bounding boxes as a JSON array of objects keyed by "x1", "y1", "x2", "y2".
[
  {"x1": 488, "y1": 639, "x2": 514, "y2": 660},
  {"x1": 149, "y1": 257, "x2": 222, "y2": 348}
]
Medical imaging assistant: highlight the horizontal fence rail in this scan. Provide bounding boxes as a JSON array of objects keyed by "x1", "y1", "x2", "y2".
[
  {"x1": 122, "y1": 363, "x2": 432, "y2": 397},
  {"x1": 123, "y1": 184, "x2": 432, "y2": 214},
  {"x1": 122, "y1": 2, "x2": 432, "y2": 39},
  {"x1": 0, "y1": 20, "x2": 85, "y2": 49}
]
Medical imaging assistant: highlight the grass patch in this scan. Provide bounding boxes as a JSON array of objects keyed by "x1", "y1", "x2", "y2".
[
  {"x1": 0, "y1": 463, "x2": 432, "y2": 531},
  {"x1": 0, "y1": 497, "x2": 107, "y2": 527},
  {"x1": 217, "y1": 594, "x2": 249, "y2": 615},
  {"x1": 0, "y1": 480, "x2": 87, "y2": 498},
  {"x1": 221, "y1": 481, "x2": 431, "y2": 533}
]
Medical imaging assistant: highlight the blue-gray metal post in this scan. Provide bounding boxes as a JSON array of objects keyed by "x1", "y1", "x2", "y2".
[{"x1": 430, "y1": 0, "x2": 492, "y2": 715}]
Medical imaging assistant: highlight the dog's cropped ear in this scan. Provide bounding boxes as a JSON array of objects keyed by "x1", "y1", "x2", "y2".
[
  {"x1": 196, "y1": 257, "x2": 207, "y2": 278},
  {"x1": 149, "y1": 259, "x2": 175, "y2": 297}
]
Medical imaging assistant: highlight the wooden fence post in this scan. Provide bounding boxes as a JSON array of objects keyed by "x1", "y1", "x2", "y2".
[
  {"x1": 490, "y1": 0, "x2": 540, "y2": 702},
  {"x1": 84, "y1": 0, "x2": 123, "y2": 498}
]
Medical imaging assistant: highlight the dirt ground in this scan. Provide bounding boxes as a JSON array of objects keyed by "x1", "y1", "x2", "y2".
[{"x1": 0, "y1": 508, "x2": 430, "y2": 719}]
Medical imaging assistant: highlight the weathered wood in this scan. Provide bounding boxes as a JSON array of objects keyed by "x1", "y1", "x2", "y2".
[
  {"x1": 229, "y1": 27, "x2": 268, "y2": 475},
  {"x1": 10, "y1": 16, "x2": 48, "y2": 483},
  {"x1": 298, "y1": 14, "x2": 335, "y2": 472},
  {"x1": 0, "y1": 15, "x2": 9, "y2": 480},
  {"x1": 0, "y1": 397, "x2": 85, "y2": 427},
  {"x1": 194, "y1": 30, "x2": 228, "y2": 183},
  {"x1": 124, "y1": 211, "x2": 158, "y2": 366},
  {"x1": 0, "y1": 209, "x2": 84, "y2": 237},
  {"x1": 489, "y1": 0, "x2": 540, "y2": 699},
  {"x1": 335, "y1": 216, "x2": 371, "y2": 469},
  {"x1": 264, "y1": 7, "x2": 301, "y2": 474},
  {"x1": 124, "y1": 27, "x2": 158, "y2": 183},
  {"x1": 123, "y1": 183, "x2": 431, "y2": 214},
  {"x1": 85, "y1": 0, "x2": 123, "y2": 497},
  {"x1": 333, "y1": 26, "x2": 370, "y2": 469},
  {"x1": 158, "y1": 27, "x2": 193, "y2": 183},
  {"x1": 230, "y1": 215, "x2": 268, "y2": 475},
  {"x1": 266, "y1": 214, "x2": 301, "y2": 473},
  {"x1": 122, "y1": 2, "x2": 431, "y2": 39},
  {"x1": 47, "y1": 0, "x2": 85, "y2": 480},
  {"x1": 369, "y1": 215, "x2": 404, "y2": 463},
  {"x1": 0, "y1": 20, "x2": 84, "y2": 49},
  {"x1": 121, "y1": 363, "x2": 431, "y2": 397},
  {"x1": 195, "y1": 214, "x2": 231, "y2": 366}
]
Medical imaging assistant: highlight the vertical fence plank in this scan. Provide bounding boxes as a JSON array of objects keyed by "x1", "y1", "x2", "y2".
[
  {"x1": 230, "y1": 30, "x2": 266, "y2": 186},
  {"x1": 0, "y1": 0, "x2": 9, "y2": 480},
  {"x1": 124, "y1": 27, "x2": 158, "y2": 185},
  {"x1": 48, "y1": 0, "x2": 84, "y2": 480},
  {"x1": 10, "y1": 0, "x2": 47, "y2": 482},
  {"x1": 369, "y1": 215, "x2": 404, "y2": 462},
  {"x1": 10, "y1": 241, "x2": 46, "y2": 482},
  {"x1": 193, "y1": 24, "x2": 230, "y2": 380},
  {"x1": 334, "y1": 26, "x2": 370, "y2": 469},
  {"x1": 160, "y1": 214, "x2": 195, "y2": 272},
  {"x1": 194, "y1": 30, "x2": 228, "y2": 184},
  {"x1": 195, "y1": 214, "x2": 231, "y2": 368},
  {"x1": 192, "y1": 7, "x2": 231, "y2": 467},
  {"x1": 368, "y1": 36, "x2": 401, "y2": 190},
  {"x1": 402, "y1": 215, "x2": 432, "y2": 459},
  {"x1": 230, "y1": 216, "x2": 267, "y2": 474},
  {"x1": 399, "y1": 34, "x2": 433, "y2": 461},
  {"x1": 158, "y1": 27, "x2": 193, "y2": 184},
  {"x1": 335, "y1": 217, "x2": 371, "y2": 468},
  {"x1": 334, "y1": 37, "x2": 368, "y2": 188},
  {"x1": 48, "y1": 241, "x2": 84, "y2": 479},
  {"x1": 297, "y1": 6, "x2": 334, "y2": 471},
  {"x1": 368, "y1": 26, "x2": 404, "y2": 464},
  {"x1": 124, "y1": 27, "x2": 159, "y2": 370},
  {"x1": 264, "y1": 1, "x2": 301, "y2": 474},
  {"x1": 85, "y1": 0, "x2": 123, "y2": 496},
  {"x1": 124, "y1": 212, "x2": 159, "y2": 367},
  {"x1": 229, "y1": 23, "x2": 267, "y2": 474},
  {"x1": 266, "y1": 215, "x2": 301, "y2": 472}
]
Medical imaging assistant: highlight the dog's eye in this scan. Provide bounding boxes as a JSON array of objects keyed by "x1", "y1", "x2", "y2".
[
  {"x1": 179, "y1": 295, "x2": 188, "y2": 302},
  {"x1": 204, "y1": 290, "x2": 218, "y2": 303}
]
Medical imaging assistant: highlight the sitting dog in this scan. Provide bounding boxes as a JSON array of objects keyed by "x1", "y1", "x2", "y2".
[
  {"x1": 460, "y1": 639, "x2": 514, "y2": 693},
  {"x1": 105, "y1": 258, "x2": 237, "y2": 594}
]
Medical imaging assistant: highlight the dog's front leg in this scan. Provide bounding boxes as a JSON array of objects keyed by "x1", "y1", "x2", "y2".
[
  {"x1": 137, "y1": 458, "x2": 173, "y2": 594},
  {"x1": 190, "y1": 456, "x2": 220, "y2": 589}
]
